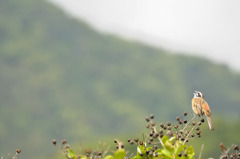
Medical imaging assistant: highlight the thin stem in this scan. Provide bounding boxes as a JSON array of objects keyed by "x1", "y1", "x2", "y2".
[
  {"x1": 198, "y1": 144, "x2": 204, "y2": 159},
  {"x1": 153, "y1": 127, "x2": 165, "y2": 149},
  {"x1": 183, "y1": 125, "x2": 195, "y2": 145},
  {"x1": 182, "y1": 114, "x2": 196, "y2": 131}
]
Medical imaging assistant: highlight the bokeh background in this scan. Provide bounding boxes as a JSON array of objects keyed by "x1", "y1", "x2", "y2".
[{"x1": 0, "y1": 0, "x2": 240, "y2": 158}]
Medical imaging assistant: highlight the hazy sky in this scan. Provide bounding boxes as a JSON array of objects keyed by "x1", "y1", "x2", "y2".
[{"x1": 48, "y1": 0, "x2": 240, "y2": 71}]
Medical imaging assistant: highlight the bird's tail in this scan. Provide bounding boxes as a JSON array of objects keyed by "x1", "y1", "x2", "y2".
[{"x1": 206, "y1": 116, "x2": 214, "y2": 130}]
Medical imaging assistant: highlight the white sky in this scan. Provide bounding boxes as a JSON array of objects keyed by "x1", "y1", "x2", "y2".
[{"x1": 48, "y1": 0, "x2": 240, "y2": 71}]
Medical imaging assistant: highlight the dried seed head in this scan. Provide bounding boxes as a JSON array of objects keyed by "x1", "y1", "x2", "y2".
[
  {"x1": 61, "y1": 139, "x2": 67, "y2": 145},
  {"x1": 16, "y1": 149, "x2": 21, "y2": 154},
  {"x1": 196, "y1": 130, "x2": 201, "y2": 135},
  {"x1": 198, "y1": 122, "x2": 202, "y2": 126},
  {"x1": 160, "y1": 123, "x2": 164, "y2": 128},
  {"x1": 159, "y1": 129, "x2": 163, "y2": 134},
  {"x1": 134, "y1": 138, "x2": 139, "y2": 142},
  {"x1": 85, "y1": 149, "x2": 91, "y2": 154},
  {"x1": 52, "y1": 139, "x2": 57, "y2": 145},
  {"x1": 195, "y1": 127, "x2": 200, "y2": 131},
  {"x1": 65, "y1": 144, "x2": 70, "y2": 149},
  {"x1": 234, "y1": 145, "x2": 239, "y2": 151},
  {"x1": 219, "y1": 142, "x2": 226, "y2": 151},
  {"x1": 149, "y1": 137, "x2": 153, "y2": 142},
  {"x1": 130, "y1": 140, "x2": 134, "y2": 145},
  {"x1": 201, "y1": 119, "x2": 205, "y2": 123},
  {"x1": 145, "y1": 123, "x2": 150, "y2": 128},
  {"x1": 183, "y1": 120, "x2": 187, "y2": 124},
  {"x1": 150, "y1": 114, "x2": 154, "y2": 119},
  {"x1": 178, "y1": 153, "x2": 182, "y2": 157},
  {"x1": 146, "y1": 116, "x2": 150, "y2": 122},
  {"x1": 154, "y1": 133, "x2": 159, "y2": 138},
  {"x1": 114, "y1": 139, "x2": 118, "y2": 143},
  {"x1": 192, "y1": 121, "x2": 196, "y2": 126},
  {"x1": 150, "y1": 121, "x2": 156, "y2": 126},
  {"x1": 178, "y1": 120, "x2": 183, "y2": 124},
  {"x1": 176, "y1": 116, "x2": 180, "y2": 121},
  {"x1": 184, "y1": 112, "x2": 188, "y2": 116},
  {"x1": 174, "y1": 125, "x2": 179, "y2": 129},
  {"x1": 139, "y1": 141, "x2": 144, "y2": 145},
  {"x1": 167, "y1": 122, "x2": 171, "y2": 126}
]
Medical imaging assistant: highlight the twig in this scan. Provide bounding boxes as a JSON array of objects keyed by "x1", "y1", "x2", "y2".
[
  {"x1": 153, "y1": 127, "x2": 165, "y2": 149},
  {"x1": 198, "y1": 144, "x2": 204, "y2": 159},
  {"x1": 182, "y1": 114, "x2": 196, "y2": 131},
  {"x1": 183, "y1": 125, "x2": 195, "y2": 145}
]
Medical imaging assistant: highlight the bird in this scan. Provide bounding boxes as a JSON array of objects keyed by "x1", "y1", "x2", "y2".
[{"x1": 192, "y1": 91, "x2": 214, "y2": 130}]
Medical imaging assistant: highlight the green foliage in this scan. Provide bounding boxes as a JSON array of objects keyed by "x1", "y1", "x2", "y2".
[{"x1": 53, "y1": 113, "x2": 240, "y2": 159}]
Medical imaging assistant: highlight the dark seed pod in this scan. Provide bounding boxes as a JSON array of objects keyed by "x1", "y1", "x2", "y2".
[
  {"x1": 134, "y1": 138, "x2": 139, "y2": 142},
  {"x1": 114, "y1": 139, "x2": 118, "y2": 143},
  {"x1": 176, "y1": 116, "x2": 180, "y2": 121},
  {"x1": 201, "y1": 119, "x2": 205, "y2": 122},
  {"x1": 183, "y1": 120, "x2": 187, "y2": 124},
  {"x1": 16, "y1": 149, "x2": 21, "y2": 154},
  {"x1": 145, "y1": 123, "x2": 150, "y2": 128},
  {"x1": 195, "y1": 127, "x2": 200, "y2": 131},
  {"x1": 146, "y1": 116, "x2": 150, "y2": 122},
  {"x1": 234, "y1": 145, "x2": 239, "y2": 151},
  {"x1": 178, "y1": 153, "x2": 182, "y2": 157},
  {"x1": 150, "y1": 114, "x2": 154, "y2": 119},
  {"x1": 160, "y1": 123, "x2": 164, "y2": 128},
  {"x1": 62, "y1": 139, "x2": 67, "y2": 145},
  {"x1": 159, "y1": 129, "x2": 163, "y2": 134},
  {"x1": 167, "y1": 122, "x2": 171, "y2": 126},
  {"x1": 174, "y1": 125, "x2": 179, "y2": 129},
  {"x1": 52, "y1": 139, "x2": 57, "y2": 145},
  {"x1": 192, "y1": 121, "x2": 196, "y2": 126},
  {"x1": 184, "y1": 112, "x2": 188, "y2": 116}
]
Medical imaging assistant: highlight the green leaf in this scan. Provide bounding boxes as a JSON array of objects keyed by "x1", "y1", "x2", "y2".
[
  {"x1": 161, "y1": 149, "x2": 173, "y2": 159},
  {"x1": 103, "y1": 155, "x2": 113, "y2": 159},
  {"x1": 137, "y1": 144, "x2": 147, "y2": 156},
  {"x1": 114, "y1": 149, "x2": 126, "y2": 159},
  {"x1": 185, "y1": 146, "x2": 195, "y2": 158},
  {"x1": 174, "y1": 140, "x2": 186, "y2": 155},
  {"x1": 66, "y1": 148, "x2": 76, "y2": 159}
]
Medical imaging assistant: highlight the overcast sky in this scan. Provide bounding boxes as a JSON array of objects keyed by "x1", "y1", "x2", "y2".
[{"x1": 48, "y1": 0, "x2": 240, "y2": 71}]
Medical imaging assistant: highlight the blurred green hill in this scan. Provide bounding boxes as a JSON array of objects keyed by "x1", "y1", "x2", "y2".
[{"x1": 0, "y1": 0, "x2": 240, "y2": 158}]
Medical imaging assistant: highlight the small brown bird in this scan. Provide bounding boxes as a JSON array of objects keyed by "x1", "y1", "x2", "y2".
[{"x1": 192, "y1": 91, "x2": 214, "y2": 130}]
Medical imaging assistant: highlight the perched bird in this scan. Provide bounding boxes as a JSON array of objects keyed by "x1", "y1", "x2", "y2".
[{"x1": 192, "y1": 91, "x2": 214, "y2": 130}]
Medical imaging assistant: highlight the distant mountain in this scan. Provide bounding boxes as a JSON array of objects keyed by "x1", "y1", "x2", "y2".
[{"x1": 0, "y1": 0, "x2": 240, "y2": 158}]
